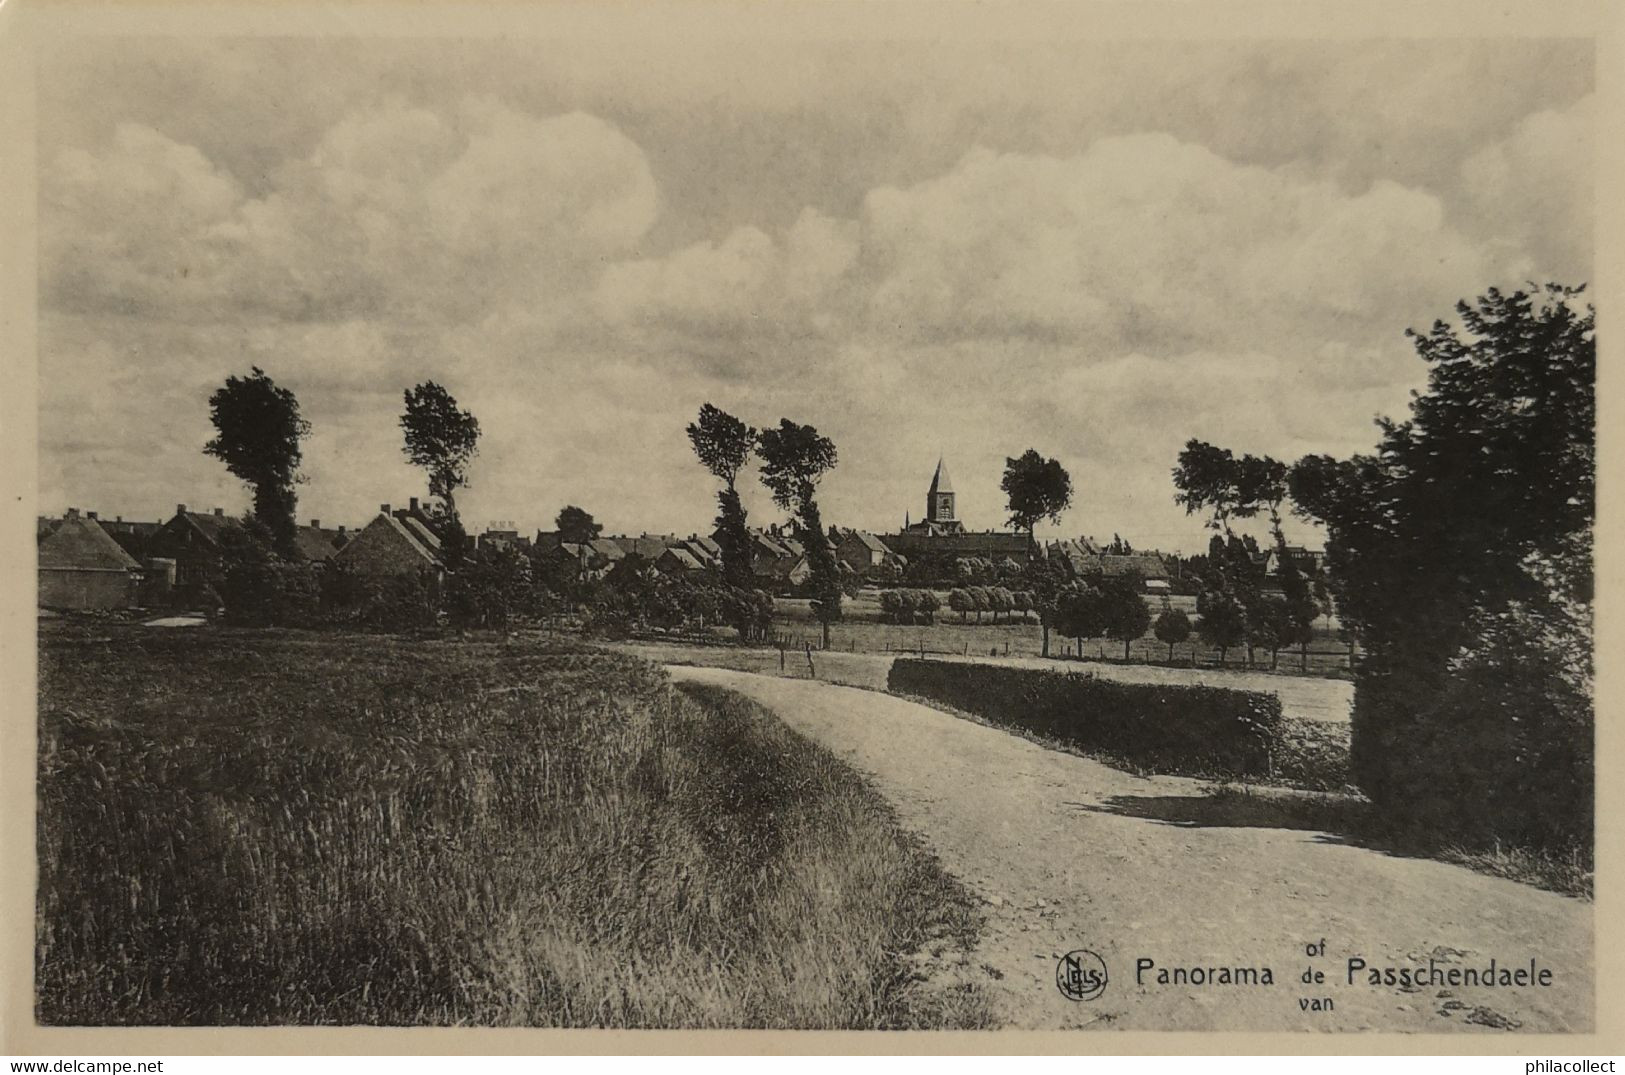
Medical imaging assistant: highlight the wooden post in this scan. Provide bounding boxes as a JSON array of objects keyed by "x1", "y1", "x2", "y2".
[{"x1": 804, "y1": 642, "x2": 816, "y2": 677}]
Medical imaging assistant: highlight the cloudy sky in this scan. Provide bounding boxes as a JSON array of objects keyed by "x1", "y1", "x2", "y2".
[{"x1": 37, "y1": 33, "x2": 1593, "y2": 552}]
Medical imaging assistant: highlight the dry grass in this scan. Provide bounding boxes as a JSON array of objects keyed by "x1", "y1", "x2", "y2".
[{"x1": 36, "y1": 625, "x2": 991, "y2": 1027}]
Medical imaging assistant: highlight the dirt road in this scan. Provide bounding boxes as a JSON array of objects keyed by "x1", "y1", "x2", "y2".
[{"x1": 667, "y1": 666, "x2": 1592, "y2": 1033}]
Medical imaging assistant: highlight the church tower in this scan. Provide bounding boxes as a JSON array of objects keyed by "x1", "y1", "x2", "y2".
[{"x1": 926, "y1": 457, "x2": 957, "y2": 526}]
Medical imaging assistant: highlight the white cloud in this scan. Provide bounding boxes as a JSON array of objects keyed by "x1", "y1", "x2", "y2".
[
  {"x1": 594, "y1": 208, "x2": 857, "y2": 334},
  {"x1": 855, "y1": 135, "x2": 1501, "y2": 352},
  {"x1": 1460, "y1": 94, "x2": 1593, "y2": 282},
  {"x1": 44, "y1": 99, "x2": 659, "y2": 323}
]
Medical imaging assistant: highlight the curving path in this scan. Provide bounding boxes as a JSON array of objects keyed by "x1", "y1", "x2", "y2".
[{"x1": 667, "y1": 665, "x2": 1592, "y2": 1033}]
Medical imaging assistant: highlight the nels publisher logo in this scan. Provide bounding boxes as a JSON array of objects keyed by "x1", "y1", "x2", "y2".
[{"x1": 1057, "y1": 949, "x2": 1108, "y2": 1002}]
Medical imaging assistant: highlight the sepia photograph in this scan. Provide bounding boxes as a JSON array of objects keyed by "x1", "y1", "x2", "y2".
[{"x1": 6, "y1": 0, "x2": 1609, "y2": 1050}]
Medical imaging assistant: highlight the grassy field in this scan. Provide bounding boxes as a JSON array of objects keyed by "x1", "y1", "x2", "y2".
[
  {"x1": 768, "y1": 591, "x2": 1355, "y2": 675},
  {"x1": 36, "y1": 625, "x2": 991, "y2": 1027}
]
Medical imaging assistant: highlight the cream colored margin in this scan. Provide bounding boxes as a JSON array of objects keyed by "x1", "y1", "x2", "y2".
[{"x1": 0, "y1": 0, "x2": 1619, "y2": 1056}]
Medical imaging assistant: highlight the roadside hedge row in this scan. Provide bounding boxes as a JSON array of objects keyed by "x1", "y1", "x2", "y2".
[{"x1": 888, "y1": 658, "x2": 1285, "y2": 778}]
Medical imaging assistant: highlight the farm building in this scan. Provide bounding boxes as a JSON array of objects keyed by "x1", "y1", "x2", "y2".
[
  {"x1": 831, "y1": 527, "x2": 897, "y2": 573},
  {"x1": 97, "y1": 516, "x2": 164, "y2": 561},
  {"x1": 334, "y1": 507, "x2": 443, "y2": 578},
  {"x1": 292, "y1": 520, "x2": 351, "y2": 563},
  {"x1": 1264, "y1": 545, "x2": 1327, "y2": 579},
  {"x1": 38, "y1": 510, "x2": 142, "y2": 610},
  {"x1": 147, "y1": 505, "x2": 243, "y2": 589},
  {"x1": 655, "y1": 546, "x2": 706, "y2": 576},
  {"x1": 1042, "y1": 541, "x2": 1172, "y2": 593}
]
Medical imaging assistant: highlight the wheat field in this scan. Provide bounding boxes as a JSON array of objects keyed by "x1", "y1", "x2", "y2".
[{"x1": 36, "y1": 625, "x2": 990, "y2": 1027}]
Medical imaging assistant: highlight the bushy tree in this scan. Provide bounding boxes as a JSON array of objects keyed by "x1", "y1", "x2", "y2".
[
  {"x1": 1101, "y1": 575, "x2": 1151, "y2": 660},
  {"x1": 1288, "y1": 284, "x2": 1593, "y2": 849},
  {"x1": 444, "y1": 547, "x2": 533, "y2": 630},
  {"x1": 204, "y1": 367, "x2": 310, "y2": 558},
  {"x1": 216, "y1": 521, "x2": 318, "y2": 626},
  {"x1": 1154, "y1": 607, "x2": 1192, "y2": 662},
  {"x1": 948, "y1": 587, "x2": 973, "y2": 623},
  {"x1": 1054, "y1": 583, "x2": 1108, "y2": 656},
  {"x1": 1196, "y1": 586, "x2": 1247, "y2": 667},
  {"x1": 1023, "y1": 553, "x2": 1072, "y2": 658},
  {"x1": 757, "y1": 419, "x2": 841, "y2": 646},
  {"x1": 989, "y1": 586, "x2": 1015, "y2": 624},
  {"x1": 1002, "y1": 449, "x2": 1073, "y2": 548},
  {"x1": 555, "y1": 505, "x2": 602, "y2": 545}
]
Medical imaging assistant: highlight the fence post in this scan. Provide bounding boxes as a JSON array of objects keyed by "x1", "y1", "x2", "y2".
[{"x1": 805, "y1": 642, "x2": 816, "y2": 678}]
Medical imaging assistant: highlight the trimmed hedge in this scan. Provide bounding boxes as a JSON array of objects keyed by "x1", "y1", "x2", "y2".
[{"x1": 888, "y1": 658, "x2": 1285, "y2": 778}]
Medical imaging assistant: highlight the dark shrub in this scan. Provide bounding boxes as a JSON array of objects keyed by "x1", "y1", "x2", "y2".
[
  {"x1": 1355, "y1": 609, "x2": 1592, "y2": 850},
  {"x1": 219, "y1": 560, "x2": 320, "y2": 627},
  {"x1": 888, "y1": 659, "x2": 1284, "y2": 778}
]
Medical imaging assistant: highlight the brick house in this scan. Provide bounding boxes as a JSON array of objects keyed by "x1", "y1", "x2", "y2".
[
  {"x1": 38, "y1": 510, "x2": 142, "y2": 609},
  {"x1": 147, "y1": 505, "x2": 243, "y2": 590},
  {"x1": 334, "y1": 506, "x2": 444, "y2": 579}
]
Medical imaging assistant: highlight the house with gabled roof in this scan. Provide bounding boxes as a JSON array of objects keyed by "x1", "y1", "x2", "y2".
[
  {"x1": 334, "y1": 505, "x2": 443, "y2": 579},
  {"x1": 292, "y1": 519, "x2": 351, "y2": 563},
  {"x1": 97, "y1": 516, "x2": 164, "y2": 561},
  {"x1": 831, "y1": 526, "x2": 895, "y2": 574},
  {"x1": 148, "y1": 504, "x2": 245, "y2": 589},
  {"x1": 655, "y1": 546, "x2": 706, "y2": 576},
  {"x1": 38, "y1": 509, "x2": 142, "y2": 609}
]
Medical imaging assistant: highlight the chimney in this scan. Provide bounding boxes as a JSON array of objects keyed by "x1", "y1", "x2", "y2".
[
  {"x1": 87, "y1": 511, "x2": 98, "y2": 520},
  {"x1": 116, "y1": 516, "x2": 123, "y2": 523},
  {"x1": 338, "y1": 525, "x2": 347, "y2": 536},
  {"x1": 176, "y1": 503, "x2": 187, "y2": 516},
  {"x1": 409, "y1": 497, "x2": 419, "y2": 512},
  {"x1": 380, "y1": 503, "x2": 391, "y2": 515},
  {"x1": 65, "y1": 507, "x2": 79, "y2": 519},
  {"x1": 213, "y1": 507, "x2": 224, "y2": 517},
  {"x1": 310, "y1": 519, "x2": 320, "y2": 529}
]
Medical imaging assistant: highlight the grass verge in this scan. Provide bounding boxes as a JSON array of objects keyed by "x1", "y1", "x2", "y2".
[{"x1": 36, "y1": 626, "x2": 991, "y2": 1027}]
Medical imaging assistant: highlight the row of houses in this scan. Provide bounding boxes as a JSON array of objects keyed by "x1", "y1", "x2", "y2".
[
  {"x1": 41, "y1": 493, "x2": 1286, "y2": 614},
  {"x1": 35, "y1": 498, "x2": 536, "y2": 611}
]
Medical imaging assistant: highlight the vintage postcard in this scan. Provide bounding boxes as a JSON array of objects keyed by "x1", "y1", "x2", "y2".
[{"x1": 2, "y1": 0, "x2": 1617, "y2": 1056}]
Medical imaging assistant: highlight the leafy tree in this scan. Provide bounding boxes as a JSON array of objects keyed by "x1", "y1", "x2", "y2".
[
  {"x1": 1054, "y1": 583, "x2": 1108, "y2": 657},
  {"x1": 556, "y1": 505, "x2": 603, "y2": 545},
  {"x1": 1002, "y1": 449, "x2": 1073, "y2": 549},
  {"x1": 757, "y1": 419, "x2": 841, "y2": 646},
  {"x1": 1172, "y1": 440, "x2": 1241, "y2": 533},
  {"x1": 948, "y1": 587, "x2": 973, "y2": 623},
  {"x1": 1101, "y1": 575, "x2": 1151, "y2": 660},
  {"x1": 913, "y1": 589, "x2": 941, "y2": 625},
  {"x1": 204, "y1": 367, "x2": 310, "y2": 557},
  {"x1": 1012, "y1": 590, "x2": 1034, "y2": 622},
  {"x1": 1023, "y1": 553, "x2": 1072, "y2": 657},
  {"x1": 1287, "y1": 284, "x2": 1593, "y2": 848},
  {"x1": 1154, "y1": 608, "x2": 1192, "y2": 662},
  {"x1": 400, "y1": 382, "x2": 481, "y2": 525},
  {"x1": 1195, "y1": 586, "x2": 1247, "y2": 667},
  {"x1": 967, "y1": 585, "x2": 992, "y2": 623},
  {"x1": 687, "y1": 404, "x2": 759, "y2": 599},
  {"x1": 989, "y1": 586, "x2": 1015, "y2": 624}
]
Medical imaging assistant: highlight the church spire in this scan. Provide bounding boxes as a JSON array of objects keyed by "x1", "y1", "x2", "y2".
[{"x1": 926, "y1": 457, "x2": 957, "y2": 524}]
